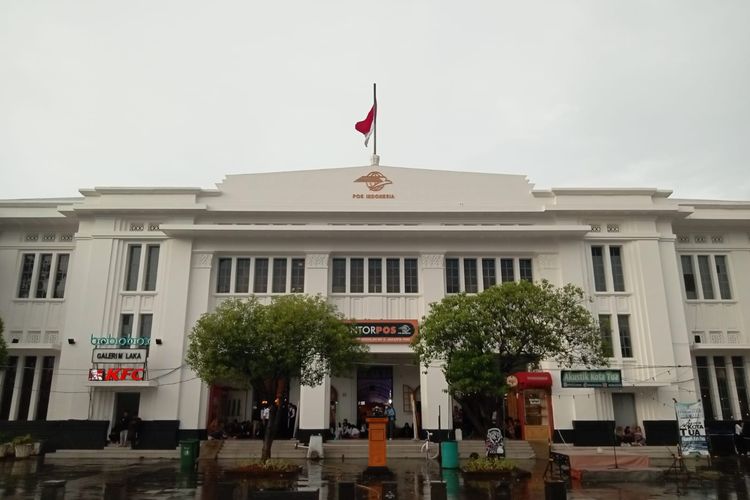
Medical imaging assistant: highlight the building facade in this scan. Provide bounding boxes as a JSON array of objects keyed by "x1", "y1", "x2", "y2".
[{"x1": 1, "y1": 164, "x2": 749, "y2": 445}]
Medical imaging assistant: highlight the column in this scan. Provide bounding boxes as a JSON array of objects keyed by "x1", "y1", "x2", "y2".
[
  {"x1": 177, "y1": 249, "x2": 212, "y2": 431},
  {"x1": 27, "y1": 356, "x2": 43, "y2": 419},
  {"x1": 707, "y1": 356, "x2": 722, "y2": 419},
  {"x1": 297, "y1": 253, "x2": 330, "y2": 442},
  {"x1": 8, "y1": 356, "x2": 24, "y2": 420},
  {"x1": 417, "y1": 254, "x2": 453, "y2": 436},
  {"x1": 724, "y1": 355, "x2": 742, "y2": 420}
]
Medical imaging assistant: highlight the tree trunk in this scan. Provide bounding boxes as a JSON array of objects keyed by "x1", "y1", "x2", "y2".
[{"x1": 260, "y1": 378, "x2": 287, "y2": 462}]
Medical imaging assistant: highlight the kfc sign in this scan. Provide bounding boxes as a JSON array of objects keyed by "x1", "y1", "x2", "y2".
[{"x1": 88, "y1": 368, "x2": 145, "y2": 382}]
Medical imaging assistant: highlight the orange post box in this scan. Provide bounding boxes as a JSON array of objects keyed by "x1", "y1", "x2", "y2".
[{"x1": 367, "y1": 417, "x2": 388, "y2": 467}]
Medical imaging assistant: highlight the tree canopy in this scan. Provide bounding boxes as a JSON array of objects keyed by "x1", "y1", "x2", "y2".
[
  {"x1": 412, "y1": 280, "x2": 608, "y2": 434},
  {"x1": 186, "y1": 294, "x2": 366, "y2": 460}
]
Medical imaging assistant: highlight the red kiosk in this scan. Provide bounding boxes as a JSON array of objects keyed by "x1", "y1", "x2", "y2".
[{"x1": 506, "y1": 371, "x2": 554, "y2": 442}]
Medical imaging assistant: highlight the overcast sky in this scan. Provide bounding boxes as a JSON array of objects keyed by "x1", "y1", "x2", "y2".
[{"x1": 1, "y1": 1, "x2": 748, "y2": 200}]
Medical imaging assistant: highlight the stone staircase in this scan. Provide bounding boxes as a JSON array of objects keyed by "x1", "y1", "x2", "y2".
[{"x1": 212, "y1": 438, "x2": 536, "y2": 460}]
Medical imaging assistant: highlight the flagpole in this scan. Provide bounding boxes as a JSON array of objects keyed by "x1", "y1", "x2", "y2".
[{"x1": 373, "y1": 82, "x2": 377, "y2": 156}]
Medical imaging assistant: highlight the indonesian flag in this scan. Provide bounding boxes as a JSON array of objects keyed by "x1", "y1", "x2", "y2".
[{"x1": 355, "y1": 102, "x2": 377, "y2": 147}]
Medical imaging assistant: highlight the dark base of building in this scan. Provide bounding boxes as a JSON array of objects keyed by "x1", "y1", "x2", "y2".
[
  {"x1": 424, "y1": 428, "x2": 454, "y2": 442},
  {"x1": 362, "y1": 466, "x2": 393, "y2": 479},
  {"x1": 295, "y1": 428, "x2": 332, "y2": 444}
]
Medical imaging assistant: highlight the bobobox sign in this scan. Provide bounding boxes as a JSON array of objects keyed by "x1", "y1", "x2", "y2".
[{"x1": 349, "y1": 320, "x2": 418, "y2": 344}]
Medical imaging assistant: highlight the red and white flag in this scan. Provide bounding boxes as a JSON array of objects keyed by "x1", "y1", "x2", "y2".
[{"x1": 355, "y1": 102, "x2": 377, "y2": 147}]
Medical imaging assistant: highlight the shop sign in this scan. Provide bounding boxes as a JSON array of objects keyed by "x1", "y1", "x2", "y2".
[
  {"x1": 90, "y1": 335, "x2": 151, "y2": 346},
  {"x1": 91, "y1": 348, "x2": 148, "y2": 364},
  {"x1": 675, "y1": 401, "x2": 709, "y2": 456},
  {"x1": 348, "y1": 320, "x2": 418, "y2": 344},
  {"x1": 88, "y1": 368, "x2": 145, "y2": 382},
  {"x1": 561, "y1": 369, "x2": 622, "y2": 388}
]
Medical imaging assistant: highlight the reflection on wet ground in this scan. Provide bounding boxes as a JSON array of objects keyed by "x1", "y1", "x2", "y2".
[{"x1": 1, "y1": 456, "x2": 750, "y2": 499}]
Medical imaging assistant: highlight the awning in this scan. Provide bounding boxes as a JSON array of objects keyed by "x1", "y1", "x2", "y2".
[{"x1": 510, "y1": 372, "x2": 553, "y2": 390}]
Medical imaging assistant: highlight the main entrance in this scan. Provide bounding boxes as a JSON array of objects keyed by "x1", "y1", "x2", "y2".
[{"x1": 356, "y1": 365, "x2": 393, "y2": 428}]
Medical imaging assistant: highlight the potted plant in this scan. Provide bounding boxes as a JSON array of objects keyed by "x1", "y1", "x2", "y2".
[
  {"x1": 225, "y1": 459, "x2": 302, "y2": 491},
  {"x1": 461, "y1": 457, "x2": 531, "y2": 480},
  {"x1": 12, "y1": 435, "x2": 34, "y2": 459}
]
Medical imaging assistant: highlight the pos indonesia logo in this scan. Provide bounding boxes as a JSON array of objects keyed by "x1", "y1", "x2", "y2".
[{"x1": 354, "y1": 171, "x2": 392, "y2": 191}]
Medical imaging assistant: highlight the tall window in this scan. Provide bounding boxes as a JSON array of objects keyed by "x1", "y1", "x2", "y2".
[
  {"x1": 139, "y1": 314, "x2": 153, "y2": 338},
  {"x1": 591, "y1": 245, "x2": 625, "y2": 292},
  {"x1": 598, "y1": 315, "x2": 614, "y2": 357},
  {"x1": 216, "y1": 256, "x2": 303, "y2": 294},
  {"x1": 482, "y1": 259, "x2": 496, "y2": 289},
  {"x1": 696, "y1": 357, "x2": 715, "y2": 421},
  {"x1": 35, "y1": 356, "x2": 55, "y2": 421},
  {"x1": 617, "y1": 315, "x2": 633, "y2": 358},
  {"x1": 680, "y1": 254, "x2": 732, "y2": 300},
  {"x1": 330, "y1": 257, "x2": 418, "y2": 294},
  {"x1": 17, "y1": 252, "x2": 71, "y2": 299},
  {"x1": 447, "y1": 257, "x2": 533, "y2": 293},
  {"x1": 16, "y1": 357, "x2": 37, "y2": 421},
  {"x1": 332, "y1": 259, "x2": 347, "y2": 293},
  {"x1": 463, "y1": 259, "x2": 478, "y2": 293},
  {"x1": 119, "y1": 314, "x2": 134, "y2": 343},
  {"x1": 386, "y1": 259, "x2": 400, "y2": 293},
  {"x1": 350, "y1": 259, "x2": 364, "y2": 293},
  {"x1": 290, "y1": 258, "x2": 305, "y2": 293},
  {"x1": 124, "y1": 244, "x2": 160, "y2": 292},
  {"x1": 446, "y1": 258, "x2": 460, "y2": 293},
  {"x1": 368, "y1": 259, "x2": 382, "y2": 293},
  {"x1": 272, "y1": 259, "x2": 287, "y2": 293},
  {"x1": 404, "y1": 259, "x2": 419, "y2": 294},
  {"x1": 254, "y1": 258, "x2": 269, "y2": 293},
  {"x1": 0, "y1": 357, "x2": 18, "y2": 419}
]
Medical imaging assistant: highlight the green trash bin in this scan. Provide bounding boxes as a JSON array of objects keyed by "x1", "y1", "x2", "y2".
[
  {"x1": 180, "y1": 440, "x2": 199, "y2": 471},
  {"x1": 440, "y1": 440, "x2": 459, "y2": 469}
]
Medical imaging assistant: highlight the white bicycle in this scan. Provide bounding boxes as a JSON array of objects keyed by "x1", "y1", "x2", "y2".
[{"x1": 420, "y1": 430, "x2": 439, "y2": 460}]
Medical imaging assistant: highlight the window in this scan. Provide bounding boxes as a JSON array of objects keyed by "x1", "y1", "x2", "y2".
[
  {"x1": 16, "y1": 357, "x2": 37, "y2": 421},
  {"x1": 216, "y1": 258, "x2": 232, "y2": 293},
  {"x1": 254, "y1": 259, "x2": 269, "y2": 293},
  {"x1": 332, "y1": 259, "x2": 347, "y2": 293},
  {"x1": 235, "y1": 258, "x2": 251, "y2": 293},
  {"x1": 482, "y1": 259, "x2": 496, "y2": 289},
  {"x1": 119, "y1": 314, "x2": 134, "y2": 342},
  {"x1": 215, "y1": 256, "x2": 303, "y2": 294},
  {"x1": 680, "y1": 254, "x2": 732, "y2": 301},
  {"x1": 446, "y1": 257, "x2": 533, "y2": 293},
  {"x1": 368, "y1": 259, "x2": 382, "y2": 293},
  {"x1": 143, "y1": 246, "x2": 160, "y2": 291},
  {"x1": 330, "y1": 257, "x2": 418, "y2": 294},
  {"x1": 591, "y1": 247, "x2": 606, "y2": 292},
  {"x1": 350, "y1": 259, "x2": 364, "y2": 293},
  {"x1": 124, "y1": 244, "x2": 160, "y2": 292},
  {"x1": 386, "y1": 259, "x2": 400, "y2": 293},
  {"x1": 272, "y1": 259, "x2": 287, "y2": 293},
  {"x1": 598, "y1": 315, "x2": 614, "y2": 357},
  {"x1": 464, "y1": 259, "x2": 478, "y2": 293},
  {"x1": 404, "y1": 259, "x2": 419, "y2": 294},
  {"x1": 0, "y1": 357, "x2": 18, "y2": 419},
  {"x1": 125, "y1": 245, "x2": 142, "y2": 291},
  {"x1": 139, "y1": 314, "x2": 153, "y2": 338},
  {"x1": 591, "y1": 245, "x2": 625, "y2": 292},
  {"x1": 35, "y1": 254, "x2": 52, "y2": 298},
  {"x1": 290, "y1": 258, "x2": 305, "y2": 293},
  {"x1": 17, "y1": 252, "x2": 71, "y2": 299},
  {"x1": 617, "y1": 315, "x2": 633, "y2": 358},
  {"x1": 446, "y1": 258, "x2": 460, "y2": 293},
  {"x1": 519, "y1": 258, "x2": 533, "y2": 282},
  {"x1": 35, "y1": 356, "x2": 55, "y2": 421},
  {"x1": 500, "y1": 258, "x2": 514, "y2": 283}
]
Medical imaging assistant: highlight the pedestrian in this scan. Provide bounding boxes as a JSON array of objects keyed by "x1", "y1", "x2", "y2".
[
  {"x1": 127, "y1": 414, "x2": 142, "y2": 449},
  {"x1": 385, "y1": 404, "x2": 396, "y2": 440},
  {"x1": 735, "y1": 421, "x2": 746, "y2": 456},
  {"x1": 118, "y1": 411, "x2": 131, "y2": 447}
]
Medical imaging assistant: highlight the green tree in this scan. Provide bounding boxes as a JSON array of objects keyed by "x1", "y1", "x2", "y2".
[
  {"x1": 0, "y1": 317, "x2": 7, "y2": 367},
  {"x1": 186, "y1": 295, "x2": 366, "y2": 460},
  {"x1": 413, "y1": 280, "x2": 607, "y2": 435}
]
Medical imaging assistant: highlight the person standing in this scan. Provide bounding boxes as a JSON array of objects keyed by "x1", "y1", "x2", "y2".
[
  {"x1": 118, "y1": 411, "x2": 131, "y2": 447},
  {"x1": 385, "y1": 404, "x2": 396, "y2": 440}
]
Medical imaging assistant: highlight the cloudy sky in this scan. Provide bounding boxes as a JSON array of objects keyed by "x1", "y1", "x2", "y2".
[{"x1": 1, "y1": 1, "x2": 748, "y2": 200}]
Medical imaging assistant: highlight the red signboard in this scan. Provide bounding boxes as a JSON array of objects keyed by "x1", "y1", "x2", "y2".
[
  {"x1": 510, "y1": 372, "x2": 552, "y2": 390},
  {"x1": 88, "y1": 368, "x2": 145, "y2": 382}
]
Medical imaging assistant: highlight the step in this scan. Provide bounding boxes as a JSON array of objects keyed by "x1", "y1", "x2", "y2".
[{"x1": 47, "y1": 448, "x2": 179, "y2": 460}]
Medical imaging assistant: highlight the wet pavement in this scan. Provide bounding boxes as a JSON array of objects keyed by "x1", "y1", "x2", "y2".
[{"x1": 1, "y1": 456, "x2": 750, "y2": 499}]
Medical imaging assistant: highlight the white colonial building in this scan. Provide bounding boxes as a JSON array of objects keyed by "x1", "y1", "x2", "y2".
[{"x1": 1, "y1": 163, "x2": 749, "y2": 446}]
